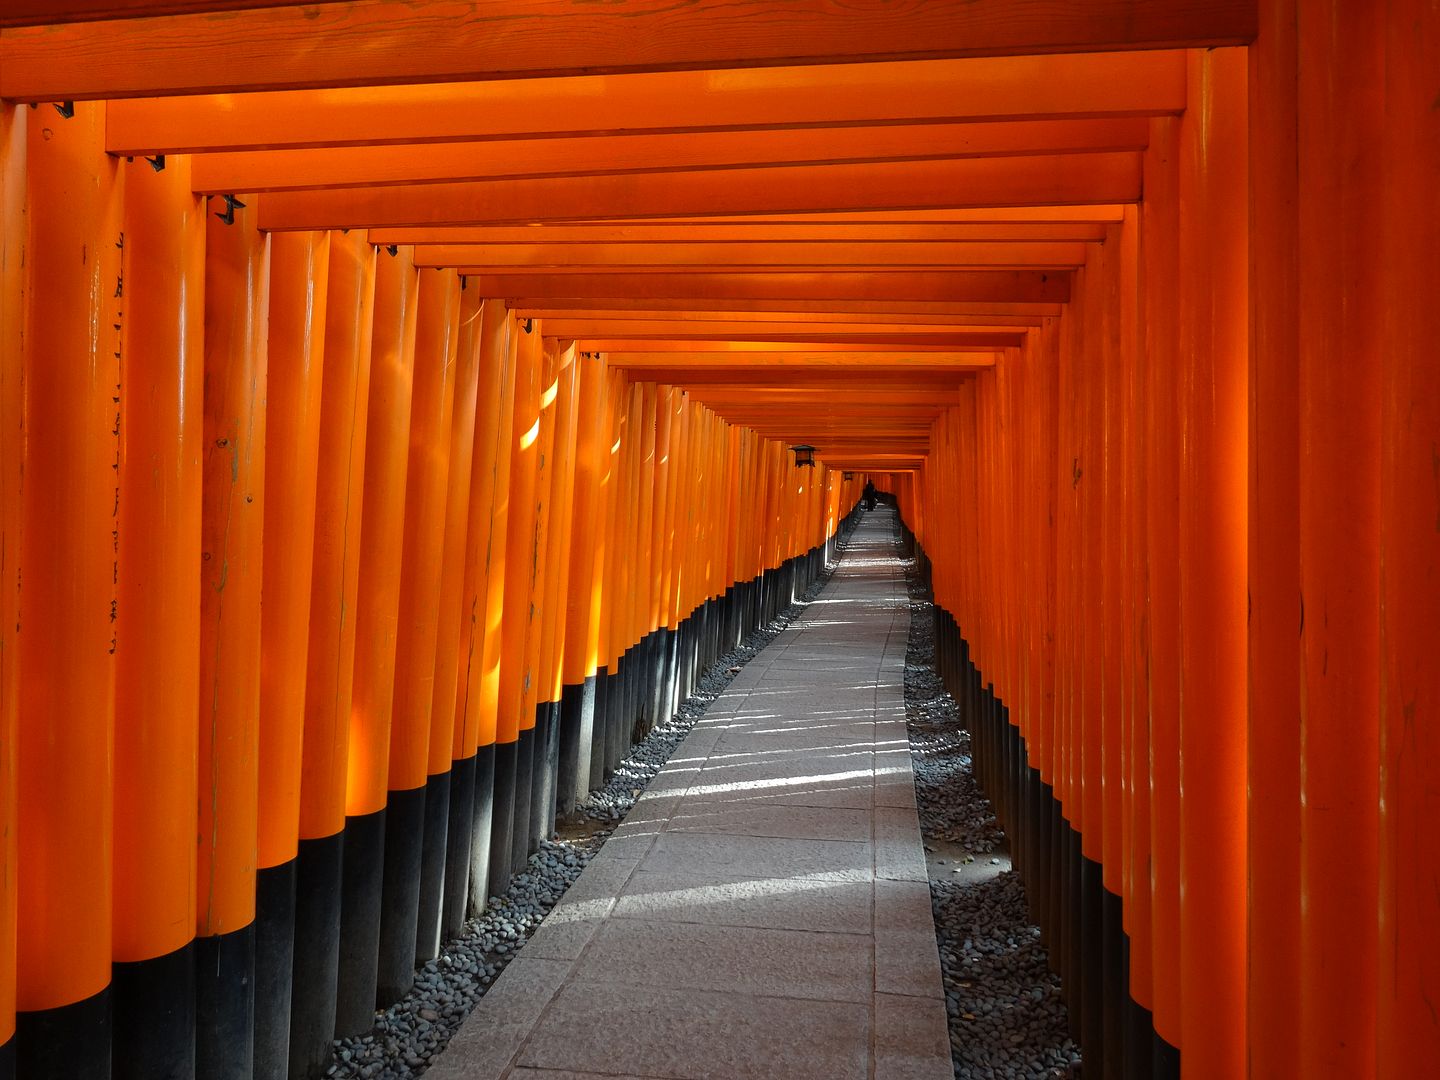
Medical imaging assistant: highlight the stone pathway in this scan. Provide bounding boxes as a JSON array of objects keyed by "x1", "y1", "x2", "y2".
[{"x1": 428, "y1": 509, "x2": 952, "y2": 1080}]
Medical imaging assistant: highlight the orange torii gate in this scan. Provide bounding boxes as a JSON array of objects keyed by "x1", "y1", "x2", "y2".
[{"x1": 0, "y1": 3, "x2": 1437, "y2": 1080}]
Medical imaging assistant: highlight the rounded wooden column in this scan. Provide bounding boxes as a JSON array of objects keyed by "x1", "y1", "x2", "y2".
[
  {"x1": 15, "y1": 99, "x2": 123, "y2": 1080},
  {"x1": 112, "y1": 152, "x2": 204, "y2": 1080},
  {"x1": 256, "y1": 229, "x2": 331, "y2": 1078}
]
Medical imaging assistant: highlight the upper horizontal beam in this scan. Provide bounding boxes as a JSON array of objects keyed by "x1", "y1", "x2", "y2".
[
  {"x1": 474, "y1": 272, "x2": 1069, "y2": 304},
  {"x1": 187, "y1": 119, "x2": 1151, "y2": 193},
  {"x1": 4, "y1": 2, "x2": 1253, "y2": 100},
  {"x1": 509, "y1": 298, "x2": 1064, "y2": 317},
  {"x1": 371, "y1": 223, "x2": 1111, "y2": 245},
  {"x1": 602, "y1": 352, "x2": 996, "y2": 368},
  {"x1": 542, "y1": 319, "x2": 1028, "y2": 338},
  {"x1": 103, "y1": 52, "x2": 1184, "y2": 152},
  {"x1": 417, "y1": 240, "x2": 1090, "y2": 271},
  {"x1": 0, "y1": 0, "x2": 323, "y2": 26},
  {"x1": 258, "y1": 154, "x2": 1140, "y2": 230}
]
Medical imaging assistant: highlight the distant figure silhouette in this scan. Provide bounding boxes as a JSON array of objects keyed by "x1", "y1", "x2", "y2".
[{"x1": 863, "y1": 481, "x2": 877, "y2": 511}]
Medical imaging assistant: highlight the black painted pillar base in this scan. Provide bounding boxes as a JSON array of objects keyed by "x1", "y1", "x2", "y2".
[
  {"x1": 255, "y1": 858, "x2": 297, "y2": 1080},
  {"x1": 512, "y1": 725, "x2": 536, "y2": 875},
  {"x1": 0, "y1": 1033, "x2": 13, "y2": 1080},
  {"x1": 468, "y1": 744, "x2": 497, "y2": 918},
  {"x1": 376, "y1": 787, "x2": 425, "y2": 1007},
  {"x1": 489, "y1": 739, "x2": 518, "y2": 898},
  {"x1": 196, "y1": 922, "x2": 255, "y2": 1080},
  {"x1": 112, "y1": 939, "x2": 195, "y2": 1080},
  {"x1": 1153, "y1": 1032, "x2": 1181, "y2": 1080},
  {"x1": 1122, "y1": 935, "x2": 1154, "y2": 1080},
  {"x1": 416, "y1": 770, "x2": 451, "y2": 964},
  {"x1": 541, "y1": 699, "x2": 562, "y2": 839},
  {"x1": 289, "y1": 831, "x2": 343, "y2": 1080},
  {"x1": 604, "y1": 658, "x2": 625, "y2": 777},
  {"x1": 1103, "y1": 885, "x2": 1126, "y2": 1077},
  {"x1": 16, "y1": 986, "x2": 111, "y2": 1080},
  {"x1": 442, "y1": 754, "x2": 477, "y2": 941},
  {"x1": 336, "y1": 808, "x2": 385, "y2": 1037},
  {"x1": 558, "y1": 677, "x2": 594, "y2": 816},
  {"x1": 528, "y1": 705, "x2": 554, "y2": 854},
  {"x1": 589, "y1": 668, "x2": 609, "y2": 791}
]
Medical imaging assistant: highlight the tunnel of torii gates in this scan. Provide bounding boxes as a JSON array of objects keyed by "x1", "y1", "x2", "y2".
[{"x1": 0, "y1": 2, "x2": 1435, "y2": 1080}]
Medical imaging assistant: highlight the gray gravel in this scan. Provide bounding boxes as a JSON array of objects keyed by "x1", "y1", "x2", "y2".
[
  {"x1": 899, "y1": 544, "x2": 1081, "y2": 1080},
  {"x1": 327, "y1": 534, "x2": 852, "y2": 1079}
]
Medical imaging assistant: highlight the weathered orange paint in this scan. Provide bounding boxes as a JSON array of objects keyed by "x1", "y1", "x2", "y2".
[
  {"x1": 16, "y1": 97, "x2": 121, "y2": 1014},
  {"x1": 347, "y1": 244, "x2": 419, "y2": 818},
  {"x1": 0, "y1": 99, "x2": 21, "y2": 1047},
  {"x1": 428, "y1": 283, "x2": 483, "y2": 777},
  {"x1": 1376, "y1": 4, "x2": 1440, "y2": 1074},
  {"x1": 299, "y1": 230, "x2": 376, "y2": 842},
  {"x1": 497, "y1": 323, "x2": 542, "y2": 746},
  {"x1": 197, "y1": 193, "x2": 269, "y2": 938},
  {"x1": 113, "y1": 152, "x2": 203, "y2": 963},
  {"x1": 1175, "y1": 48, "x2": 1248, "y2": 1080},
  {"x1": 455, "y1": 301, "x2": 517, "y2": 756},
  {"x1": 388, "y1": 267, "x2": 460, "y2": 791},
  {"x1": 259, "y1": 231, "x2": 331, "y2": 869}
]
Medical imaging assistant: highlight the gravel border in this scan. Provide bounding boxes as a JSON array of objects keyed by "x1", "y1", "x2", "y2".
[
  {"x1": 898, "y1": 539, "x2": 1081, "y2": 1080},
  {"x1": 328, "y1": 532, "x2": 855, "y2": 1079}
]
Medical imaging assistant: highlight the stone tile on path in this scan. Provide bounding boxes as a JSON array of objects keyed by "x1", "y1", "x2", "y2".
[{"x1": 427, "y1": 509, "x2": 950, "y2": 1080}]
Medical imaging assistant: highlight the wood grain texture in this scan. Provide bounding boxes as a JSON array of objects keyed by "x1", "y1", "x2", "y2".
[
  {"x1": 257, "y1": 154, "x2": 1142, "y2": 230},
  {"x1": 463, "y1": 272, "x2": 1071, "y2": 304},
  {"x1": 105, "y1": 52, "x2": 1183, "y2": 153},
  {"x1": 3, "y1": 0, "x2": 1254, "y2": 100},
  {"x1": 187, "y1": 119, "x2": 1151, "y2": 193}
]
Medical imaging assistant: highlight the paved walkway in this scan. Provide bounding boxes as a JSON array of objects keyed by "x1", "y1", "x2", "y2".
[{"x1": 429, "y1": 509, "x2": 952, "y2": 1080}]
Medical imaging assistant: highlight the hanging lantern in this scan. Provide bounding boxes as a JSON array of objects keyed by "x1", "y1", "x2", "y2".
[
  {"x1": 790, "y1": 444, "x2": 817, "y2": 468},
  {"x1": 842, "y1": 471, "x2": 855, "y2": 481}
]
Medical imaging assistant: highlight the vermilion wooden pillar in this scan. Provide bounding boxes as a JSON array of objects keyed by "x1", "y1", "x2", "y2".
[
  {"x1": 292, "y1": 230, "x2": 375, "y2": 1080},
  {"x1": 1142, "y1": 113, "x2": 1184, "y2": 1077},
  {"x1": 112, "y1": 152, "x2": 204, "y2": 1080},
  {"x1": 384, "y1": 267, "x2": 458, "y2": 979},
  {"x1": 492, "y1": 321, "x2": 541, "y2": 891},
  {"x1": 0, "y1": 100, "x2": 21, "y2": 1080},
  {"x1": 455, "y1": 299, "x2": 516, "y2": 920},
  {"x1": 1175, "y1": 47, "x2": 1248, "y2": 1080},
  {"x1": 425, "y1": 282, "x2": 482, "y2": 949},
  {"x1": 535, "y1": 343, "x2": 579, "y2": 838},
  {"x1": 340, "y1": 244, "x2": 419, "y2": 1032},
  {"x1": 558, "y1": 354, "x2": 609, "y2": 811},
  {"x1": 1376, "y1": 3, "x2": 1440, "y2": 1075},
  {"x1": 1245, "y1": 3, "x2": 1302, "y2": 1077},
  {"x1": 1296, "y1": 3, "x2": 1383, "y2": 1076},
  {"x1": 256, "y1": 229, "x2": 331, "y2": 1078},
  {"x1": 15, "y1": 98, "x2": 122, "y2": 1080},
  {"x1": 197, "y1": 192, "x2": 269, "y2": 1080}
]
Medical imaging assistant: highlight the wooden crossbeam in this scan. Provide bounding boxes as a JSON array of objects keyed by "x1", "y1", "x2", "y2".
[
  {"x1": 105, "y1": 53, "x2": 1183, "y2": 153},
  {"x1": 602, "y1": 352, "x2": 995, "y2": 369},
  {"x1": 187, "y1": 119, "x2": 1151, "y2": 193},
  {"x1": 542, "y1": 319, "x2": 1028, "y2": 338},
  {"x1": 416, "y1": 240, "x2": 1090, "y2": 270},
  {"x1": 469, "y1": 272, "x2": 1069, "y2": 304},
  {"x1": 258, "y1": 155, "x2": 1140, "y2": 230},
  {"x1": 3, "y1": 3, "x2": 1252, "y2": 100},
  {"x1": 372, "y1": 223, "x2": 1111, "y2": 245},
  {"x1": 589, "y1": 338, "x2": 1016, "y2": 352},
  {"x1": 510, "y1": 298, "x2": 1064, "y2": 317}
]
